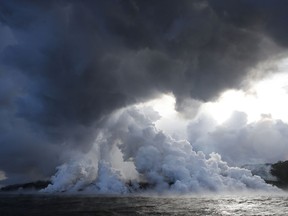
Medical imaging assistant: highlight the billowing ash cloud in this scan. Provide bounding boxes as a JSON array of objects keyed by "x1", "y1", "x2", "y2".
[{"x1": 0, "y1": 0, "x2": 287, "y2": 184}]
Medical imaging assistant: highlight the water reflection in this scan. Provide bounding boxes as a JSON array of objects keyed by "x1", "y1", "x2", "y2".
[{"x1": 0, "y1": 194, "x2": 287, "y2": 216}]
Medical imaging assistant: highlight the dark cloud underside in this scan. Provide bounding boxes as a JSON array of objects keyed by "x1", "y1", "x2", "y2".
[{"x1": 0, "y1": 0, "x2": 286, "y2": 183}]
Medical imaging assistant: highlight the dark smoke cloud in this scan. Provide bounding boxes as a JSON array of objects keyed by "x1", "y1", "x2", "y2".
[
  {"x1": 209, "y1": 0, "x2": 288, "y2": 47},
  {"x1": 0, "y1": 0, "x2": 286, "y2": 184}
]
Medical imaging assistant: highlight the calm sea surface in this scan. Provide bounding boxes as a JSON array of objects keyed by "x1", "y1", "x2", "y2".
[{"x1": 0, "y1": 193, "x2": 288, "y2": 216}]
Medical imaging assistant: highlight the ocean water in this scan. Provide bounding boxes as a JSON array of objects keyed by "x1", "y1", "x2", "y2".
[{"x1": 0, "y1": 193, "x2": 288, "y2": 216}]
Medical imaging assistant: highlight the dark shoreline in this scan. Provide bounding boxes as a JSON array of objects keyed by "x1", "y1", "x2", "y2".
[{"x1": 2, "y1": 160, "x2": 288, "y2": 193}]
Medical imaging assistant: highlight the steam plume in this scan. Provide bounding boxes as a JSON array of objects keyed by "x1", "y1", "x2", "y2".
[{"x1": 0, "y1": 0, "x2": 287, "y2": 186}]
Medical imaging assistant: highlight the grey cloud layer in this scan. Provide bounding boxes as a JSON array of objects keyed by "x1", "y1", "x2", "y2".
[{"x1": 0, "y1": 0, "x2": 286, "y2": 183}]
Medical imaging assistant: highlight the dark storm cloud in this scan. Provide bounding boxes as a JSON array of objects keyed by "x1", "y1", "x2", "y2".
[
  {"x1": 209, "y1": 0, "x2": 288, "y2": 46},
  {"x1": 0, "y1": 0, "x2": 286, "y2": 183}
]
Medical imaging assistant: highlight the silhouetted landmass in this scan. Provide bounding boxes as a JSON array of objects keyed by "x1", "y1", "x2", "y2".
[
  {"x1": 2, "y1": 160, "x2": 288, "y2": 192},
  {"x1": 240, "y1": 161, "x2": 288, "y2": 190},
  {"x1": 0, "y1": 180, "x2": 51, "y2": 192},
  {"x1": 0, "y1": 180, "x2": 152, "y2": 193},
  {"x1": 269, "y1": 161, "x2": 288, "y2": 189}
]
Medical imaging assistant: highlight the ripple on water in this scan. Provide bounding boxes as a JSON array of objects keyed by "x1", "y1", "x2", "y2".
[{"x1": 0, "y1": 194, "x2": 288, "y2": 216}]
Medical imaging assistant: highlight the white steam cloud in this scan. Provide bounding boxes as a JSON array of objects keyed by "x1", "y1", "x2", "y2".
[
  {"x1": 189, "y1": 70, "x2": 288, "y2": 166},
  {"x1": 43, "y1": 106, "x2": 277, "y2": 194},
  {"x1": 1, "y1": 0, "x2": 288, "y2": 186},
  {"x1": 189, "y1": 112, "x2": 288, "y2": 166}
]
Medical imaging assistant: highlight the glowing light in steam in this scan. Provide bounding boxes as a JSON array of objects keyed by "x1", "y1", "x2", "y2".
[{"x1": 145, "y1": 94, "x2": 177, "y2": 118}]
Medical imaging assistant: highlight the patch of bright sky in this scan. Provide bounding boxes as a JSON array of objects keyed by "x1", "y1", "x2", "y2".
[
  {"x1": 143, "y1": 94, "x2": 189, "y2": 139},
  {"x1": 144, "y1": 94, "x2": 177, "y2": 118},
  {"x1": 137, "y1": 58, "x2": 288, "y2": 135},
  {"x1": 203, "y1": 72, "x2": 288, "y2": 124}
]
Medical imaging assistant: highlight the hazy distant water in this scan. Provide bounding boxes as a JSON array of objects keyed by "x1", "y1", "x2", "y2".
[{"x1": 0, "y1": 193, "x2": 288, "y2": 216}]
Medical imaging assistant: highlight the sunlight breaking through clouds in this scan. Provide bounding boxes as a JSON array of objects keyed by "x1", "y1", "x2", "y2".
[
  {"x1": 2, "y1": 0, "x2": 288, "y2": 194},
  {"x1": 203, "y1": 72, "x2": 288, "y2": 125}
]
